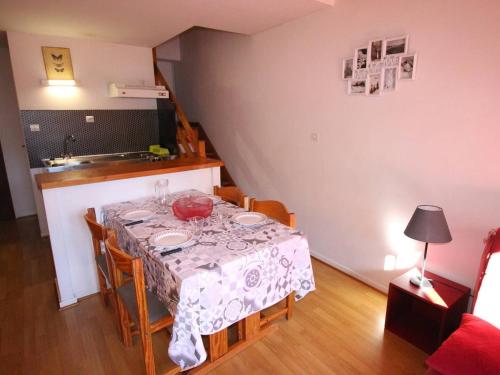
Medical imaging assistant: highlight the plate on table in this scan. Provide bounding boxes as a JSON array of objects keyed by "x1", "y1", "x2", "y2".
[
  {"x1": 149, "y1": 230, "x2": 194, "y2": 249},
  {"x1": 120, "y1": 209, "x2": 155, "y2": 221},
  {"x1": 232, "y1": 212, "x2": 267, "y2": 226}
]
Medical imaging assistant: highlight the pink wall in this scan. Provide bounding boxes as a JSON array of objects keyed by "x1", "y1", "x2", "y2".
[{"x1": 174, "y1": 0, "x2": 500, "y2": 291}]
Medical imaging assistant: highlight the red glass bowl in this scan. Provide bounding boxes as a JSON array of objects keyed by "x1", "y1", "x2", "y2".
[{"x1": 172, "y1": 195, "x2": 213, "y2": 221}]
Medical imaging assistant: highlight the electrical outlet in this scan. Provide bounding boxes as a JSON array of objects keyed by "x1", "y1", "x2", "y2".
[
  {"x1": 30, "y1": 124, "x2": 40, "y2": 132},
  {"x1": 85, "y1": 115, "x2": 95, "y2": 123}
]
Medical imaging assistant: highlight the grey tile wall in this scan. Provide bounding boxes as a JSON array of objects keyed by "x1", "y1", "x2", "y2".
[{"x1": 20, "y1": 110, "x2": 159, "y2": 168}]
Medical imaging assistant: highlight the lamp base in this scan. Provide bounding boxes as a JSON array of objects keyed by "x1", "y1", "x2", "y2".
[{"x1": 410, "y1": 275, "x2": 433, "y2": 288}]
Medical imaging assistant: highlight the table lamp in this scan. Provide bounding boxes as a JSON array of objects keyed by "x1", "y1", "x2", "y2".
[{"x1": 404, "y1": 205, "x2": 452, "y2": 288}]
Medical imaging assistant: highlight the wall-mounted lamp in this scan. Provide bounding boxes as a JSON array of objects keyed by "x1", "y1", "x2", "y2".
[{"x1": 41, "y1": 79, "x2": 79, "y2": 87}]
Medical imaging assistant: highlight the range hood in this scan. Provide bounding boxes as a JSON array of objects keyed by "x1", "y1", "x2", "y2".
[{"x1": 108, "y1": 83, "x2": 169, "y2": 99}]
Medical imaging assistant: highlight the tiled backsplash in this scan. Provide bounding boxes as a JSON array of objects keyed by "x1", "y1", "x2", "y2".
[{"x1": 20, "y1": 110, "x2": 159, "y2": 168}]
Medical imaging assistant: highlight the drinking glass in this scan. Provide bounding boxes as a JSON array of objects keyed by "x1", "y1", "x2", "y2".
[
  {"x1": 155, "y1": 179, "x2": 170, "y2": 211},
  {"x1": 215, "y1": 208, "x2": 230, "y2": 229},
  {"x1": 188, "y1": 216, "x2": 205, "y2": 239}
]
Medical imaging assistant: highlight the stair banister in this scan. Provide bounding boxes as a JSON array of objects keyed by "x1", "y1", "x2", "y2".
[{"x1": 152, "y1": 47, "x2": 198, "y2": 157}]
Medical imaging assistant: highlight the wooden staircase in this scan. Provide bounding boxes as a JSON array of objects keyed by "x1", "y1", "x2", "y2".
[
  {"x1": 152, "y1": 48, "x2": 235, "y2": 187},
  {"x1": 190, "y1": 123, "x2": 235, "y2": 186}
]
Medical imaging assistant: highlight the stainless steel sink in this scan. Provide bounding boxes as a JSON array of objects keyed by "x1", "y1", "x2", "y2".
[
  {"x1": 43, "y1": 159, "x2": 93, "y2": 168},
  {"x1": 41, "y1": 151, "x2": 177, "y2": 172}
]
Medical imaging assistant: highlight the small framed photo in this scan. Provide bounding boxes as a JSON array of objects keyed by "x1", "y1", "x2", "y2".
[
  {"x1": 399, "y1": 54, "x2": 417, "y2": 80},
  {"x1": 369, "y1": 39, "x2": 384, "y2": 62},
  {"x1": 354, "y1": 47, "x2": 368, "y2": 69},
  {"x1": 368, "y1": 61, "x2": 383, "y2": 74},
  {"x1": 348, "y1": 79, "x2": 367, "y2": 95},
  {"x1": 342, "y1": 58, "x2": 353, "y2": 80},
  {"x1": 384, "y1": 55, "x2": 400, "y2": 67},
  {"x1": 367, "y1": 73, "x2": 383, "y2": 96},
  {"x1": 384, "y1": 35, "x2": 408, "y2": 56},
  {"x1": 383, "y1": 67, "x2": 398, "y2": 92},
  {"x1": 353, "y1": 69, "x2": 368, "y2": 81}
]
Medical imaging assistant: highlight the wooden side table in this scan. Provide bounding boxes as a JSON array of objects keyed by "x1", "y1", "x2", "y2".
[{"x1": 385, "y1": 270, "x2": 470, "y2": 353}]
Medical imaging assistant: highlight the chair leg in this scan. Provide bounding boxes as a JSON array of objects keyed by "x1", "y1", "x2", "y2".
[
  {"x1": 111, "y1": 291, "x2": 123, "y2": 339},
  {"x1": 286, "y1": 292, "x2": 295, "y2": 320},
  {"x1": 97, "y1": 269, "x2": 109, "y2": 307},
  {"x1": 140, "y1": 330, "x2": 156, "y2": 375},
  {"x1": 117, "y1": 297, "x2": 133, "y2": 347}
]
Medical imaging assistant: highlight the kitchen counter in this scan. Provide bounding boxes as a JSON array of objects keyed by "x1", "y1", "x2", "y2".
[
  {"x1": 36, "y1": 157, "x2": 224, "y2": 190},
  {"x1": 36, "y1": 155, "x2": 223, "y2": 308}
]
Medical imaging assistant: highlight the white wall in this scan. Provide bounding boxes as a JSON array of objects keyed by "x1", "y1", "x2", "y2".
[
  {"x1": 174, "y1": 0, "x2": 500, "y2": 291},
  {"x1": 157, "y1": 60, "x2": 176, "y2": 94},
  {"x1": 156, "y1": 36, "x2": 181, "y2": 61},
  {"x1": 0, "y1": 43, "x2": 36, "y2": 217},
  {"x1": 7, "y1": 31, "x2": 157, "y2": 110},
  {"x1": 156, "y1": 36, "x2": 181, "y2": 93}
]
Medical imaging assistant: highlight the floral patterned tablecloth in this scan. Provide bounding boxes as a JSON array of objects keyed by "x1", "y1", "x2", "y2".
[{"x1": 102, "y1": 190, "x2": 315, "y2": 370}]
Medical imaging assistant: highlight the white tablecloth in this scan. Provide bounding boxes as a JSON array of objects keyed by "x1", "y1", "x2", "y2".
[{"x1": 103, "y1": 191, "x2": 315, "y2": 370}]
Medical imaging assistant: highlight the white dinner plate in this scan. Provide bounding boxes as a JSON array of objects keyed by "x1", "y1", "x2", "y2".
[
  {"x1": 149, "y1": 230, "x2": 193, "y2": 249},
  {"x1": 232, "y1": 212, "x2": 267, "y2": 226},
  {"x1": 121, "y1": 209, "x2": 155, "y2": 221}
]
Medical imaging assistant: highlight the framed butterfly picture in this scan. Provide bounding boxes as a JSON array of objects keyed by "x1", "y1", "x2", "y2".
[{"x1": 41, "y1": 46, "x2": 74, "y2": 80}]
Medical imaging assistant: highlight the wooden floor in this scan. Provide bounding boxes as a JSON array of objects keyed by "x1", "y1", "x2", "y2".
[{"x1": 0, "y1": 216, "x2": 428, "y2": 374}]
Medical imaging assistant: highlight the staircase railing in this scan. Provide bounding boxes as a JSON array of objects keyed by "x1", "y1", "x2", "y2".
[
  {"x1": 152, "y1": 48, "x2": 204, "y2": 158},
  {"x1": 152, "y1": 48, "x2": 238, "y2": 185}
]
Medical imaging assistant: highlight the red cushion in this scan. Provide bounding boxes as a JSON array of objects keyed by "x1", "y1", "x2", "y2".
[{"x1": 426, "y1": 314, "x2": 500, "y2": 375}]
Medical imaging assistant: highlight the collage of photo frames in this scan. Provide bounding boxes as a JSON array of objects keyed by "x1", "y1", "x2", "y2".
[{"x1": 342, "y1": 35, "x2": 417, "y2": 96}]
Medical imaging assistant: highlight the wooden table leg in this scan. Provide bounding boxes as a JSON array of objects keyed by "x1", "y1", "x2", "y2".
[
  {"x1": 189, "y1": 312, "x2": 278, "y2": 374},
  {"x1": 208, "y1": 328, "x2": 228, "y2": 362},
  {"x1": 242, "y1": 311, "x2": 261, "y2": 339}
]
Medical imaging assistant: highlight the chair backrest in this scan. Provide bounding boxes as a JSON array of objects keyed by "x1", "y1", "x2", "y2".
[
  {"x1": 214, "y1": 185, "x2": 247, "y2": 208},
  {"x1": 105, "y1": 231, "x2": 152, "y2": 329},
  {"x1": 105, "y1": 230, "x2": 135, "y2": 287},
  {"x1": 84, "y1": 207, "x2": 107, "y2": 257},
  {"x1": 473, "y1": 229, "x2": 499, "y2": 309},
  {"x1": 250, "y1": 199, "x2": 296, "y2": 228},
  {"x1": 472, "y1": 228, "x2": 500, "y2": 328}
]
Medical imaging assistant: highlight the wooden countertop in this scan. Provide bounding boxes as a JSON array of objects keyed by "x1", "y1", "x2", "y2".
[{"x1": 36, "y1": 157, "x2": 224, "y2": 190}]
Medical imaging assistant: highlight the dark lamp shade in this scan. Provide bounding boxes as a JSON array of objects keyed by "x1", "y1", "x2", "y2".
[{"x1": 404, "y1": 205, "x2": 452, "y2": 244}]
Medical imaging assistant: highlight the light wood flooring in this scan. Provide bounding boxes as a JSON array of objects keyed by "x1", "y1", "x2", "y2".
[{"x1": 0, "y1": 216, "x2": 428, "y2": 374}]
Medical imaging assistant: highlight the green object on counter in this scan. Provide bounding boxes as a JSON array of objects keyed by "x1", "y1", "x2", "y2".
[{"x1": 149, "y1": 145, "x2": 170, "y2": 156}]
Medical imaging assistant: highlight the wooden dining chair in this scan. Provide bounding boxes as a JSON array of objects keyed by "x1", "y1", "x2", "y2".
[
  {"x1": 104, "y1": 231, "x2": 179, "y2": 375},
  {"x1": 249, "y1": 199, "x2": 296, "y2": 327},
  {"x1": 213, "y1": 185, "x2": 248, "y2": 209},
  {"x1": 83, "y1": 208, "x2": 112, "y2": 307},
  {"x1": 249, "y1": 199, "x2": 296, "y2": 228}
]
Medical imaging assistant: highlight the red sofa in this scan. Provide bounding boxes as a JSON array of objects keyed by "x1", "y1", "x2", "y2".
[{"x1": 425, "y1": 228, "x2": 500, "y2": 375}]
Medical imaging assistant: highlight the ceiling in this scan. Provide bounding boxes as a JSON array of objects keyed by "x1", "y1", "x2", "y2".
[{"x1": 0, "y1": 0, "x2": 334, "y2": 47}]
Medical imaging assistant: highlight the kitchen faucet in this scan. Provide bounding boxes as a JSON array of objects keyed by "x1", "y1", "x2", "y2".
[{"x1": 62, "y1": 134, "x2": 77, "y2": 158}]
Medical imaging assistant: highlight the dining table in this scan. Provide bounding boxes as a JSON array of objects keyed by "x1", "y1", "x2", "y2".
[{"x1": 102, "y1": 189, "x2": 315, "y2": 372}]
